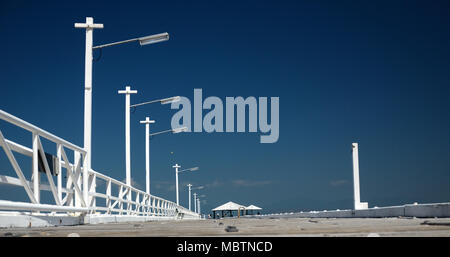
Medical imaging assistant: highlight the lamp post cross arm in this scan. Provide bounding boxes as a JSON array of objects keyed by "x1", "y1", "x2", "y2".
[
  {"x1": 74, "y1": 17, "x2": 104, "y2": 29},
  {"x1": 118, "y1": 86, "x2": 138, "y2": 95},
  {"x1": 140, "y1": 117, "x2": 155, "y2": 124}
]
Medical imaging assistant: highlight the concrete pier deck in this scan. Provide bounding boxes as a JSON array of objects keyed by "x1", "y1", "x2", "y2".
[{"x1": 1, "y1": 217, "x2": 450, "y2": 237}]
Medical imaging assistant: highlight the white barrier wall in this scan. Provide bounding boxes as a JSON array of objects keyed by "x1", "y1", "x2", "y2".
[{"x1": 250, "y1": 202, "x2": 450, "y2": 219}]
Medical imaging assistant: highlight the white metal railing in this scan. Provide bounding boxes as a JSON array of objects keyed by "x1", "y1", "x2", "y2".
[
  {"x1": 0, "y1": 109, "x2": 198, "y2": 219},
  {"x1": 88, "y1": 169, "x2": 195, "y2": 217}
]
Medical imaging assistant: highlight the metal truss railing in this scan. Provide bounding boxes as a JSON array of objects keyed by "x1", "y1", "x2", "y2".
[
  {"x1": 0, "y1": 109, "x2": 198, "y2": 219},
  {"x1": 88, "y1": 169, "x2": 193, "y2": 216}
]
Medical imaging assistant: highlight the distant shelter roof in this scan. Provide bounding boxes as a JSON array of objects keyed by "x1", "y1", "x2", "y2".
[
  {"x1": 212, "y1": 201, "x2": 246, "y2": 211},
  {"x1": 246, "y1": 205, "x2": 262, "y2": 210}
]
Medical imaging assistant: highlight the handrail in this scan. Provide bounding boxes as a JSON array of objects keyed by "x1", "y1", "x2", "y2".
[
  {"x1": 89, "y1": 169, "x2": 182, "y2": 204},
  {"x1": 90, "y1": 168, "x2": 198, "y2": 216},
  {"x1": 0, "y1": 200, "x2": 88, "y2": 213},
  {"x1": 0, "y1": 109, "x2": 199, "y2": 218},
  {"x1": 0, "y1": 109, "x2": 85, "y2": 154}
]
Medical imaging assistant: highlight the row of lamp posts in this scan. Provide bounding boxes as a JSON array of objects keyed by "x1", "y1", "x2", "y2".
[
  {"x1": 75, "y1": 17, "x2": 205, "y2": 215},
  {"x1": 188, "y1": 184, "x2": 205, "y2": 215}
]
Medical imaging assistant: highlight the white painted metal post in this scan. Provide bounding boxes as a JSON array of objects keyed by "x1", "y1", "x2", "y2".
[
  {"x1": 32, "y1": 133, "x2": 40, "y2": 204},
  {"x1": 193, "y1": 193, "x2": 197, "y2": 213},
  {"x1": 57, "y1": 144, "x2": 62, "y2": 203},
  {"x1": 140, "y1": 117, "x2": 155, "y2": 194},
  {"x1": 74, "y1": 151, "x2": 81, "y2": 208},
  {"x1": 173, "y1": 164, "x2": 181, "y2": 205},
  {"x1": 83, "y1": 17, "x2": 94, "y2": 186},
  {"x1": 75, "y1": 17, "x2": 103, "y2": 212},
  {"x1": 89, "y1": 171, "x2": 96, "y2": 210},
  {"x1": 187, "y1": 184, "x2": 192, "y2": 211},
  {"x1": 118, "y1": 86, "x2": 138, "y2": 192},
  {"x1": 145, "y1": 118, "x2": 150, "y2": 195},
  {"x1": 197, "y1": 197, "x2": 201, "y2": 214},
  {"x1": 106, "y1": 179, "x2": 111, "y2": 213},
  {"x1": 74, "y1": 17, "x2": 103, "y2": 181},
  {"x1": 352, "y1": 142, "x2": 368, "y2": 210}
]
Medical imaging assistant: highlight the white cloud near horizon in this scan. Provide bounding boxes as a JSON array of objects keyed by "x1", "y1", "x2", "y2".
[
  {"x1": 152, "y1": 178, "x2": 273, "y2": 191},
  {"x1": 329, "y1": 179, "x2": 349, "y2": 187}
]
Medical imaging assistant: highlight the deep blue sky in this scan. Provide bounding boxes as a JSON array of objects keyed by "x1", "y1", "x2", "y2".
[{"x1": 1, "y1": 0, "x2": 450, "y2": 213}]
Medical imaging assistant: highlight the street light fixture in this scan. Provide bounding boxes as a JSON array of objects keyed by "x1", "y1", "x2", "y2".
[
  {"x1": 140, "y1": 117, "x2": 155, "y2": 195},
  {"x1": 140, "y1": 116, "x2": 186, "y2": 195},
  {"x1": 118, "y1": 90, "x2": 180, "y2": 193},
  {"x1": 130, "y1": 96, "x2": 180, "y2": 109},
  {"x1": 172, "y1": 164, "x2": 199, "y2": 205},
  {"x1": 160, "y1": 96, "x2": 181, "y2": 105},
  {"x1": 187, "y1": 184, "x2": 192, "y2": 211},
  {"x1": 196, "y1": 194, "x2": 206, "y2": 215},
  {"x1": 92, "y1": 32, "x2": 169, "y2": 49},
  {"x1": 75, "y1": 17, "x2": 169, "y2": 204},
  {"x1": 179, "y1": 167, "x2": 199, "y2": 173},
  {"x1": 149, "y1": 127, "x2": 187, "y2": 137},
  {"x1": 193, "y1": 193, "x2": 197, "y2": 213},
  {"x1": 197, "y1": 197, "x2": 200, "y2": 214},
  {"x1": 74, "y1": 17, "x2": 104, "y2": 205},
  {"x1": 187, "y1": 184, "x2": 204, "y2": 211},
  {"x1": 139, "y1": 33, "x2": 170, "y2": 46},
  {"x1": 172, "y1": 127, "x2": 188, "y2": 133}
]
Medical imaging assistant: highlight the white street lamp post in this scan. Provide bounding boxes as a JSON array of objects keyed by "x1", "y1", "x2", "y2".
[
  {"x1": 118, "y1": 87, "x2": 138, "y2": 191},
  {"x1": 75, "y1": 17, "x2": 169, "y2": 206},
  {"x1": 138, "y1": 119, "x2": 186, "y2": 196},
  {"x1": 131, "y1": 96, "x2": 181, "y2": 195},
  {"x1": 196, "y1": 194, "x2": 205, "y2": 215},
  {"x1": 193, "y1": 193, "x2": 197, "y2": 213},
  {"x1": 74, "y1": 17, "x2": 104, "y2": 205},
  {"x1": 187, "y1": 184, "x2": 192, "y2": 211},
  {"x1": 75, "y1": 16, "x2": 169, "y2": 202},
  {"x1": 118, "y1": 91, "x2": 187, "y2": 196},
  {"x1": 144, "y1": 125, "x2": 186, "y2": 196},
  {"x1": 173, "y1": 166, "x2": 199, "y2": 206},
  {"x1": 173, "y1": 164, "x2": 181, "y2": 205},
  {"x1": 140, "y1": 117, "x2": 155, "y2": 194},
  {"x1": 189, "y1": 185, "x2": 204, "y2": 212}
]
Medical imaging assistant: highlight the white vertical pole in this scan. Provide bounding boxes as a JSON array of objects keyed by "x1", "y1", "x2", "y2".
[
  {"x1": 176, "y1": 171, "x2": 179, "y2": 205},
  {"x1": 352, "y1": 142, "x2": 368, "y2": 210},
  {"x1": 197, "y1": 198, "x2": 201, "y2": 214},
  {"x1": 106, "y1": 179, "x2": 111, "y2": 213},
  {"x1": 125, "y1": 90, "x2": 131, "y2": 187},
  {"x1": 32, "y1": 133, "x2": 40, "y2": 204},
  {"x1": 187, "y1": 184, "x2": 192, "y2": 211},
  {"x1": 140, "y1": 117, "x2": 155, "y2": 195},
  {"x1": 89, "y1": 171, "x2": 96, "y2": 210},
  {"x1": 146, "y1": 122, "x2": 150, "y2": 195},
  {"x1": 352, "y1": 143, "x2": 360, "y2": 209},
  {"x1": 193, "y1": 193, "x2": 197, "y2": 213},
  {"x1": 74, "y1": 151, "x2": 81, "y2": 208},
  {"x1": 83, "y1": 17, "x2": 93, "y2": 180},
  {"x1": 118, "y1": 86, "x2": 138, "y2": 200},
  {"x1": 176, "y1": 167, "x2": 179, "y2": 205},
  {"x1": 57, "y1": 144, "x2": 62, "y2": 204},
  {"x1": 75, "y1": 17, "x2": 103, "y2": 210},
  {"x1": 173, "y1": 164, "x2": 180, "y2": 205},
  {"x1": 75, "y1": 17, "x2": 103, "y2": 178},
  {"x1": 82, "y1": 152, "x2": 89, "y2": 207}
]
